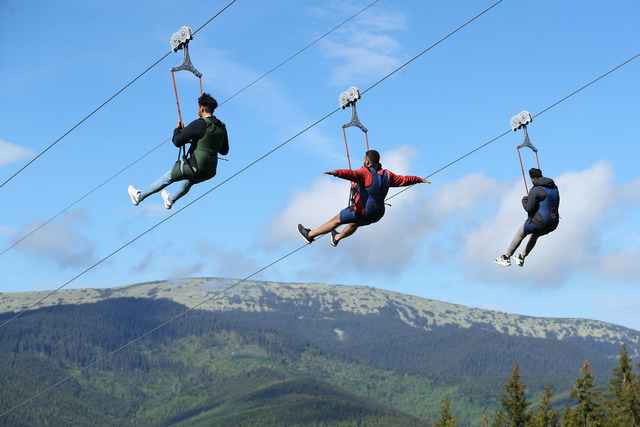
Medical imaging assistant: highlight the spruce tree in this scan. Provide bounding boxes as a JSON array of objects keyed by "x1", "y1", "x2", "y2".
[
  {"x1": 603, "y1": 344, "x2": 640, "y2": 426},
  {"x1": 563, "y1": 360, "x2": 604, "y2": 426},
  {"x1": 530, "y1": 386, "x2": 559, "y2": 427},
  {"x1": 493, "y1": 362, "x2": 532, "y2": 426},
  {"x1": 433, "y1": 398, "x2": 458, "y2": 427}
]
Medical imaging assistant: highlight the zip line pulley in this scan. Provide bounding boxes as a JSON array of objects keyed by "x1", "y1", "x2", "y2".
[
  {"x1": 169, "y1": 26, "x2": 204, "y2": 173},
  {"x1": 510, "y1": 110, "x2": 540, "y2": 195},
  {"x1": 170, "y1": 26, "x2": 203, "y2": 125},
  {"x1": 339, "y1": 86, "x2": 369, "y2": 207}
]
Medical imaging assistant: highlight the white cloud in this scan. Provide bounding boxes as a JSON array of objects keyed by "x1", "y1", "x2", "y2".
[
  {"x1": 13, "y1": 209, "x2": 96, "y2": 268},
  {"x1": 0, "y1": 139, "x2": 34, "y2": 168},
  {"x1": 318, "y1": 4, "x2": 408, "y2": 86},
  {"x1": 264, "y1": 158, "x2": 639, "y2": 288}
]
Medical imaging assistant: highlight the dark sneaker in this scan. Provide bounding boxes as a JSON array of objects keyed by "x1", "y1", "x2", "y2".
[
  {"x1": 516, "y1": 254, "x2": 525, "y2": 267},
  {"x1": 297, "y1": 224, "x2": 313, "y2": 244},
  {"x1": 128, "y1": 185, "x2": 141, "y2": 206},
  {"x1": 494, "y1": 254, "x2": 511, "y2": 266},
  {"x1": 330, "y1": 230, "x2": 339, "y2": 247}
]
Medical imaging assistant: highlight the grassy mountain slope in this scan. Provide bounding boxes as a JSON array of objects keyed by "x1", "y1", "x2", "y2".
[{"x1": 168, "y1": 377, "x2": 430, "y2": 427}]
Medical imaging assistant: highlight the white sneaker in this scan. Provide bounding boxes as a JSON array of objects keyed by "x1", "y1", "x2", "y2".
[
  {"x1": 161, "y1": 190, "x2": 173, "y2": 209},
  {"x1": 516, "y1": 254, "x2": 525, "y2": 267},
  {"x1": 494, "y1": 254, "x2": 511, "y2": 266},
  {"x1": 128, "y1": 185, "x2": 141, "y2": 206}
]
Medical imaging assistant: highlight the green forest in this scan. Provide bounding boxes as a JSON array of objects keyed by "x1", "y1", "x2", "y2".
[{"x1": 0, "y1": 298, "x2": 638, "y2": 426}]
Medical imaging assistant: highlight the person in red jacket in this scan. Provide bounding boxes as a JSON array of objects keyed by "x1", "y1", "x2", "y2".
[{"x1": 298, "y1": 150, "x2": 430, "y2": 246}]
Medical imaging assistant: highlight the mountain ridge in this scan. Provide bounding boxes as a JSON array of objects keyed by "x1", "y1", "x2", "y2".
[{"x1": 1, "y1": 277, "x2": 638, "y2": 358}]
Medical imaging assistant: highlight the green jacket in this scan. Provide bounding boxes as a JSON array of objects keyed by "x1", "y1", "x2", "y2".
[{"x1": 171, "y1": 116, "x2": 228, "y2": 182}]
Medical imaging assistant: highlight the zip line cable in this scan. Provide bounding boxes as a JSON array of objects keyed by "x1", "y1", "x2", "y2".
[
  {"x1": 532, "y1": 53, "x2": 640, "y2": 120},
  {"x1": 360, "y1": 0, "x2": 502, "y2": 98},
  {"x1": 2, "y1": 35, "x2": 637, "y2": 427},
  {"x1": 385, "y1": 52, "x2": 640, "y2": 203},
  {"x1": 0, "y1": 244, "x2": 307, "y2": 418},
  {"x1": 0, "y1": 0, "x2": 381, "y2": 258},
  {"x1": 0, "y1": 0, "x2": 503, "y2": 331},
  {"x1": 218, "y1": 0, "x2": 380, "y2": 106},
  {"x1": 0, "y1": 106, "x2": 341, "y2": 330},
  {"x1": 0, "y1": 0, "x2": 237, "y2": 190},
  {"x1": 0, "y1": 139, "x2": 170, "y2": 258}
]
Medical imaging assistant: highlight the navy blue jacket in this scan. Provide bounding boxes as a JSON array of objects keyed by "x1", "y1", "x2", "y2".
[{"x1": 522, "y1": 176, "x2": 560, "y2": 230}]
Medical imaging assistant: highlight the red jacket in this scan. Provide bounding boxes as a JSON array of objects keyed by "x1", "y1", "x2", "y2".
[{"x1": 331, "y1": 167, "x2": 424, "y2": 215}]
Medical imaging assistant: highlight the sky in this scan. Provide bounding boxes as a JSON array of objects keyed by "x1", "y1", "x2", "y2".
[{"x1": 1, "y1": 0, "x2": 639, "y2": 330}]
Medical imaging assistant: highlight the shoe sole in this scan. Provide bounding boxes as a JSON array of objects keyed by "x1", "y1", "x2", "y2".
[{"x1": 494, "y1": 259, "x2": 511, "y2": 266}]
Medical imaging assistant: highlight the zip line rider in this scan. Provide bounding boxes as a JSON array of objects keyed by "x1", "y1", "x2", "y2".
[
  {"x1": 495, "y1": 168, "x2": 560, "y2": 267},
  {"x1": 128, "y1": 93, "x2": 229, "y2": 209},
  {"x1": 298, "y1": 150, "x2": 430, "y2": 247}
]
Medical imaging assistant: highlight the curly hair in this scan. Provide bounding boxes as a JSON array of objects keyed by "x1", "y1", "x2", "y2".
[{"x1": 198, "y1": 93, "x2": 218, "y2": 113}]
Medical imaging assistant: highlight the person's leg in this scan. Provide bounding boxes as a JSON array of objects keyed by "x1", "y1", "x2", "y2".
[
  {"x1": 334, "y1": 223, "x2": 358, "y2": 242},
  {"x1": 308, "y1": 215, "x2": 342, "y2": 239},
  {"x1": 523, "y1": 232, "x2": 542, "y2": 257},
  {"x1": 166, "y1": 179, "x2": 195, "y2": 204},
  {"x1": 506, "y1": 224, "x2": 527, "y2": 257},
  {"x1": 139, "y1": 171, "x2": 173, "y2": 202}
]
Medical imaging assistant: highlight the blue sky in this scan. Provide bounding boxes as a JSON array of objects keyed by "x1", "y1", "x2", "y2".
[{"x1": 1, "y1": 0, "x2": 639, "y2": 330}]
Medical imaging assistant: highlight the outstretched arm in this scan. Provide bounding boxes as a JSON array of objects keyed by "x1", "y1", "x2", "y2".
[
  {"x1": 387, "y1": 170, "x2": 431, "y2": 187},
  {"x1": 324, "y1": 168, "x2": 368, "y2": 186}
]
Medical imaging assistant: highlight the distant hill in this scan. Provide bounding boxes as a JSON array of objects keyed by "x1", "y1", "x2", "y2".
[{"x1": 1, "y1": 279, "x2": 638, "y2": 426}]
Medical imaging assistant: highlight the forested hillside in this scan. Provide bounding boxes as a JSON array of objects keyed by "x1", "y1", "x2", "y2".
[
  {"x1": 0, "y1": 298, "x2": 453, "y2": 425},
  {"x1": 1, "y1": 288, "x2": 639, "y2": 425},
  {"x1": 2, "y1": 278, "x2": 638, "y2": 361}
]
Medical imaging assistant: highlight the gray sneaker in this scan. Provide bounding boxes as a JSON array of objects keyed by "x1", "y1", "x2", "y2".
[
  {"x1": 161, "y1": 190, "x2": 173, "y2": 209},
  {"x1": 128, "y1": 185, "x2": 141, "y2": 206},
  {"x1": 297, "y1": 224, "x2": 313, "y2": 244}
]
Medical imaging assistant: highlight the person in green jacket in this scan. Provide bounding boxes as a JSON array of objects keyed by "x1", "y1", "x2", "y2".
[{"x1": 128, "y1": 93, "x2": 229, "y2": 209}]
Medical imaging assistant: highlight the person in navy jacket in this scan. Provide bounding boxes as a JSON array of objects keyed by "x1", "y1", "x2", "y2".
[
  {"x1": 298, "y1": 150, "x2": 430, "y2": 247},
  {"x1": 495, "y1": 168, "x2": 560, "y2": 267}
]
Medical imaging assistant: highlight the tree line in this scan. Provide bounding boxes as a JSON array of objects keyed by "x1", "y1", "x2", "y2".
[{"x1": 434, "y1": 344, "x2": 640, "y2": 426}]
